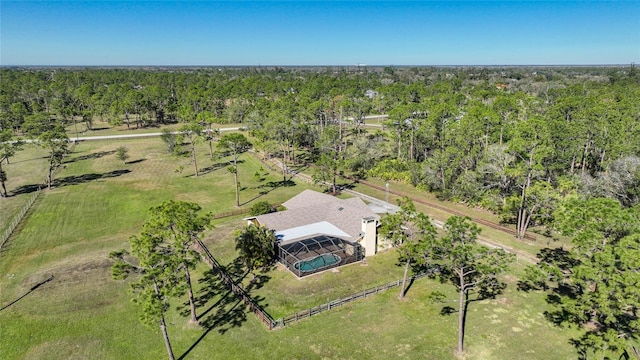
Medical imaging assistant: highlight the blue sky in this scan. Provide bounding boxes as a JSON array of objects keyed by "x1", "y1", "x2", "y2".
[{"x1": 1, "y1": 1, "x2": 638, "y2": 66}]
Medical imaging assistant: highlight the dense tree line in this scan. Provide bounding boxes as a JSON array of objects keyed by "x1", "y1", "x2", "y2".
[{"x1": 2, "y1": 66, "x2": 639, "y2": 228}]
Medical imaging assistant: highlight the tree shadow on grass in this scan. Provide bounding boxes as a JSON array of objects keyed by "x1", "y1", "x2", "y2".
[
  {"x1": 11, "y1": 170, "x2": 131, "y2": 196},
  {"x1": 538, "y1": 247, "x2": 579, "y2": 270},
  {"x1": 244, "y1": 271, "x2": 272, "y2": 293},
  {"x1": 126, "y1": 158, "x2": 146, "y2": 165},
  {"x1": 240, "y1": 179, "x2": 296, "y2": 206},
  {"x1": 462, "y1": 284, "x2": 508, "y2": 343},
  {"x1": 64, "y1": 150, "x2": 116, "y2": 164},
  {"x1": 0, "y1": 275, "x2": 54, "y2": 312},
  {"x1": 517, "y1": 247, "x2": 578, "y2": 292},
  {"x1": 543, "y1": 283, "x2": 579, "y2": 326},
  {"x1": 179, "y1": 259, "x2": 252, "y2": 320},
  {"x1": 433, "y1": 273, "x2": 509, "y2": 351},
  {"x1": 402, "y1": 277, "x2": 417, "y2": 297},
  {"x1": 9, "y1": 184, "x2": 42, "y2": 196},
  {"x1": 223, "y1": 257, "x2": 249, "y2": 283},
  {"x1": 176, "y1": 269, "x2": 227, "y2": 320},
  {"x1": 440, "y1": 306, "x2": 456, "y2": 316},
  {"x1": 177, "y1": 298, "x2": 248, "y2": 360},
  {"x1": 262, "y1": 179, "x2": 296, "y2": 189},
  {"x1": 86, "y1": 124, "x2": 111, "y2": 132},
  {"x1": 178, "y1": 263, "x2": 272, "y2": 360},
  {"x1": 198, "y1": 161, "x2": 234, "y2": 176},
  {"x1": 53, "y1": 169, "x2": 131, "y2": 187},
  {"x1": 225, "y1": 257, "x2": 273, "y2": 292}
]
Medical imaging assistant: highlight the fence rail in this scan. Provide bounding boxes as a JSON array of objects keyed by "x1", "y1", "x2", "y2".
[
  {"x1": 277, "y1": 272, "x2": 429, "y2": 327},
  {"x1": 194, "y1": 239, "x2": 276, "y2": 329},
  {"x1": 212, "y1": 207, "x2": 251, "y2": 219},
  {"x1": 0, "y1": 188, "x2": 41, "y2": 250},
  {"x1": 1, "y1": 140, "x2": 77, "y2": 251},
  {"x1": 193, "y1": 239, "x2": 431, "y2": 330}
]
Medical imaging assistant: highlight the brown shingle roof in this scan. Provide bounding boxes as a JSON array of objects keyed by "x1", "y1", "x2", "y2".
[
  {"x1": 255, "y1": 190, "x2": 379, "y2": 241},
  {"x1": 281, "y1": 189, "x2": 338, "y2": 209}
]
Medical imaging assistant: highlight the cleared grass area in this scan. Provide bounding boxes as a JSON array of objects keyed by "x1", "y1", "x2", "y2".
[
  {"x1": 0, "y1": 137, "x2": 311, "y2": 305},
  {"x1": 0, "y1": 145, "x2": 49, "y2": 236},
  {"x1": 64, "y1": 118, "x2": 245, "y2": 137},
  {"x1": 64, "y1": 118, "x2": 179, "y2": 137},
  {"x1": 0, "y1": 137, "x2": 580, "y2": 360}
]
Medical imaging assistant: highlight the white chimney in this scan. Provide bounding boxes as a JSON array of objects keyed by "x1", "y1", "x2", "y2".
[{"x1": 361, "y1": 217, "x2": 377, "y2": 257}]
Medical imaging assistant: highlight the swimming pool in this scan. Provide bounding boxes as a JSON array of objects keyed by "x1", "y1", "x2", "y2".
[{"x1": 294, "y1": 254, "x2": 341, "y2": 272}]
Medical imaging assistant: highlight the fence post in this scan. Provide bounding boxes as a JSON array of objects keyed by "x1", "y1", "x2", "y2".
[
  {"x1": 193, "y1": 239, "x2": 276, "y2": 330},
  {"x1": 1, "y1": 188, "x2": 42, "y2": 250}
]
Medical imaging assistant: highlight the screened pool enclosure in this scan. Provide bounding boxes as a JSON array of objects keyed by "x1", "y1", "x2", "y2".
[{"x1": 277, "y1": 235, "x2": 364, "y2": 277}]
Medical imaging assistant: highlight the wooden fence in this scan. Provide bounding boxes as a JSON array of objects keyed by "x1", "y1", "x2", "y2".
[
  {"x1": 277, "y1": 272, "x2": 429, "y2": 327},
  {"x1": 1, "y1": 140, "x2": 77, "y2": 251},
  {"x1": 0, "y1": 188, "x2": 41, "y2": 250},
  {"x1": 212, "y1": 207, "x2": 251, "y2": 219},
  {"x1": 193, "y1": 239, "x2": 431, "y2": 330},
  {"x1": 194, "y1": 239, "x2": 277, "y2": 329}
]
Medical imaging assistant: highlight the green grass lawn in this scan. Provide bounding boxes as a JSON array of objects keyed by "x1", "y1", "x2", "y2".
[
  {"x1": 0, "y1": 137, "x2": 581, "y2": 359},
  {"x1": 0, "y1": 145, "x2": 50, "y2": 236},
  {"x1": 64, "y1": 118, "x2": 245, "y2": 138}
]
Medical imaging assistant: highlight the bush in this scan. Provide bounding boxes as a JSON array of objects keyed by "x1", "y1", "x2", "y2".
[
  {"x1": 367, "y1": 159, "x2": 411, "y2": 183},
  {"x1": 115, "y1": 146, "x2": 129, "y2": 164},
  {"x1": 250, "y1": 201, "x2": 275, "y2": 216}
]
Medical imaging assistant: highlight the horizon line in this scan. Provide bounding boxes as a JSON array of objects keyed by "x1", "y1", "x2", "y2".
[{"x1": 1, "y1": 63, "x2": 636, "y2": 68}]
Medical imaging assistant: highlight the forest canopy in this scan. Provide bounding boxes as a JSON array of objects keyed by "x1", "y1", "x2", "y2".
[{"x1": 1, "y1": 66, "x2": 639, "y2": 227}]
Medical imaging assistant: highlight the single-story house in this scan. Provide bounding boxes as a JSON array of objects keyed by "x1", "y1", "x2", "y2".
[{"x1": 245, "y1": 190, "x2": 380, "y2": 277}]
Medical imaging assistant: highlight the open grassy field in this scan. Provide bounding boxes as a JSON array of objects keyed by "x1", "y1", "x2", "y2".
[
  {"x1": 63, "y1": 118, "x2": 245, "y2": 138},
  {"x1": 0, "y1": 135, "x2": 581, "y2": 359},
  {"x1": 0, "y1": 145, "x2": 50, "y2": 236}
]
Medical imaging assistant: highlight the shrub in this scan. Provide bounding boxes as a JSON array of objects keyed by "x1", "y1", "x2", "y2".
[{"x1": 250, "y1": 201, "x2": 275, "y2": 216}]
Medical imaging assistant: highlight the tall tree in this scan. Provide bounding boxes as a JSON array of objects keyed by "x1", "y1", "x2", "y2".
[
  {"x1": 502, "y1": 181, "x2": 559, "y2": 238},
  {"x1": 38, "y1": 124, "x2": 69, "y2": 190},
  {"x1": 142, "y1": 200, "x2": 212, "y2": 324},
  {"x1": 313, "y1": 125, "x2": 341, "y2": 193},
  {"x1": 8, "y1": 102, "x2": 28, "y2": 132},
  {"x1": 541, "y1": 198, "x2": 640, "y2": 359},
  {"x1": 178, "y1": 122, "x2": 203, "y2": 177},
  {"x1": 435, "y1": 216, "x2": 514, "y2": 353},
  {"x1": 508, "y1": 116, "x2": 552, "y2": 239},
  {"x1": 196, "y1": 110, "x2": 219, "y2": 159},
  {"x1": 109, "y1": 234, "x2": 180, "y2": 360},
  {"x1": 217, "y1": 133, "x2": 251, "y2": 207},
  {"x1": 0, "y1": 130, "x2": 23, "y2": 197},
  {"x1": 160, "y1": 128, "x2": 178, "y2": 155},
  {"x1": 378, "y1": 197, "x2": 437, "y2": 299}
]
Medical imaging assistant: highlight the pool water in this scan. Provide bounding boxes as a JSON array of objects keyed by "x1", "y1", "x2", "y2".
[{"x1": 294, "y1": 254, "x2": 341, "y2": 272}]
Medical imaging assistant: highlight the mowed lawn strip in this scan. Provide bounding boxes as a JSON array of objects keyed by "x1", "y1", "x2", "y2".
[{"x1": 0, "y1": 146, "x2": 50, "y2": 235}]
